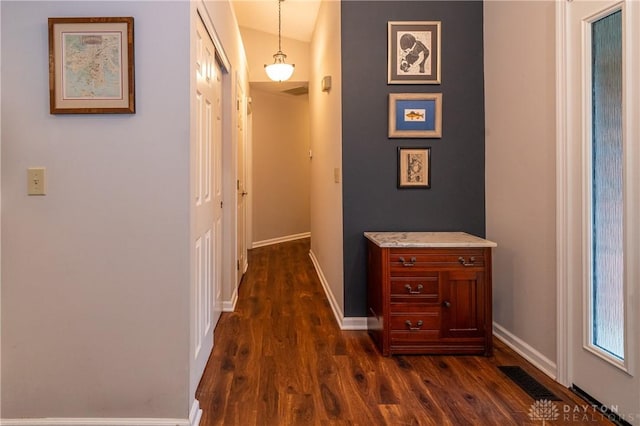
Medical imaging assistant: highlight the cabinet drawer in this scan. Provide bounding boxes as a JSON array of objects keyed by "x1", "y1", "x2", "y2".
[
  {"x1": 390, "y1": 309, "x2": 440, "y2": 331},
  {"x1": 390, "y1": 249, "x2": 485, "y2": 271},
  {"x1": 390, "y1": 330, "x2": 440, "y2": 345},
  {"x1": 390, "y1": 275, "x2": 438, "y2": 303}
]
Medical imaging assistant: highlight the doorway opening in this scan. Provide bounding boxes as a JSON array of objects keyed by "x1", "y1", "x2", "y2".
[{"x1": 245, "y1": 82, "x2": 311, "y2": 251}]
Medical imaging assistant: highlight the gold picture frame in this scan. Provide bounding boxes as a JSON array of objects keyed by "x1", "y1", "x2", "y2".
[{"x1": 49, "y1": 17, "x2": 135, "y2": 114}]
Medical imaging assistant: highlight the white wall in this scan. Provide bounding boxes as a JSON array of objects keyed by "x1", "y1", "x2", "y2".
[
  {"x1": 1, "y1": 0, "x2": 251, "y2": 421},
  {"x1": 1, "y1": 1, "x2": 191, "y2": 418},
  {"x1": 484, "y1": 1, "x2": 558, "y2": 372},
  {"x1": 309, "y1": 0, "x2": 344, "y2": 320},
  {"x1": 250, "y1": 89, "x2": 310, "y2": 245}
]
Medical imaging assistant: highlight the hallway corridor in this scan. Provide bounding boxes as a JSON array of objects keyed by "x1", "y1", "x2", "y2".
[{"x1": 195, "y1": 239, "x2": 613, "y2": 425}]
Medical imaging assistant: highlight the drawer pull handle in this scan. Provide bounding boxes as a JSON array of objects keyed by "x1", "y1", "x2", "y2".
[
  {"x1": 458, "y1": 256, "x2": 476, "y2": 267},
  {"x1": 404, "y1": 283, "x2": 423, "y2": 294},
  {"x1": 443, "y1": 300, "x2": 451, "y2": 308},
  {"x1": 404, "y1": 320, "x2": 424, "y2": 331},
  {"x1": 398, "y1": 256, "x2": 416, "y2": 267}
]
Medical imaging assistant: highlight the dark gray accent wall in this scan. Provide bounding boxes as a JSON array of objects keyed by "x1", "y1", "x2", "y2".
[{"x1": 341, "y1": 1, "x2": 485, "y2": 316}]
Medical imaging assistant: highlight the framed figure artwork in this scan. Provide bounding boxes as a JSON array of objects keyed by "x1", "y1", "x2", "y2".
[{"x1": 388, "y1": 21, "x2": 441, "y2": 84}]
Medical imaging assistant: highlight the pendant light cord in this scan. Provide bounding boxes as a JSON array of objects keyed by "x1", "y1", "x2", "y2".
[
  {"x1": 278, "y1": 0, "x2": 282, "y2": 52},
  {"x1": 264, "y1": 0, "x2": 294, "y2": 81}
]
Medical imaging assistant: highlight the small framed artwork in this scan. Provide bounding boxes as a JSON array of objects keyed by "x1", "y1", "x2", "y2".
[
  {"x1": 398, "y1": 147, "x2": 431, "y2": 189},
  {"x1": 388, "y1": 21, "x2": 441, "y2": 84},
  {"x1": 49, "y1": 17, "x2": 135, "y2": 114},
  {"x1": 389, "y1": 93, "x2": 442, "y2": 138}
]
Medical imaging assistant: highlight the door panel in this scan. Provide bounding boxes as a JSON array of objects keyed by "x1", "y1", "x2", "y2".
[
  {"x1": 193, "y1": 15, "x2": 223, "y2": 384},
  {"x1": 441, "y1": 270, "x2": 485, "y2": 339},
  {"x1": 566, "y1": 1, "x2": 639, "y2": 420},
  {"x1": 237, "y1": 86, "x2": 248, "y2": 283}
]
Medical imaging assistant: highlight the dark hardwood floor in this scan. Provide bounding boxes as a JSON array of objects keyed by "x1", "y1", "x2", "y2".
[{"x1": 196, "y1": 239, "x2": 613, "y2": 425}]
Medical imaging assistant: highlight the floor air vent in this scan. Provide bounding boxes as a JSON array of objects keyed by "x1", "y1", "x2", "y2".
[{"x1": 498, "y1": 366, "x2": 561, "y2": 400}]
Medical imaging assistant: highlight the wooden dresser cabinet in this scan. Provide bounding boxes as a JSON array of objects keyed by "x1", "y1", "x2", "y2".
[{"x1": 365, "y1": 232, "x2": 497, "y2": 356}]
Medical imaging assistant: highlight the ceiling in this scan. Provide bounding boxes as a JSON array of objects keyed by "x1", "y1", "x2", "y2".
[{"x1": 231, "y1": 0, "x2": 321, "y2": 42}]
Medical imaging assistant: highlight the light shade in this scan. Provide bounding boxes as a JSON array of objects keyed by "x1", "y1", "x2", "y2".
[{"x1": 265, "y1": 52, "x2": 295, "y2": 82}]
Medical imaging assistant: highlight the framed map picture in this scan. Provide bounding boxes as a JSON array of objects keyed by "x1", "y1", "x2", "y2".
[
  {"x1": 389, "y1": 93, "x2": 442, "y2": 138},
  {"x1": 388, "y1": 21, "x2": 441, "y2": 84},
  {"x1": 398, "y1": 147, "x2": 431, "y2": 189},
  {"x1": 49, "y1": 17, "x2": 135, "y2": 114}
]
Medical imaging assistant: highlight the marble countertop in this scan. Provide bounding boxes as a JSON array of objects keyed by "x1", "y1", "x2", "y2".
[{"x1": 364, "y1": 232, "x2": 497, "y2": 248}]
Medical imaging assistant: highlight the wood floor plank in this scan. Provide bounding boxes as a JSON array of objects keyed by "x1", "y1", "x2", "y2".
[{"x1": 196, "y1": 238, "x2": 614, "y2": 425}]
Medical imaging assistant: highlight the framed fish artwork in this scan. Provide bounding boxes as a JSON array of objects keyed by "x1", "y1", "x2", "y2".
[{"x1": 388, "y1": 93, "x2": 442, "y2": 138}]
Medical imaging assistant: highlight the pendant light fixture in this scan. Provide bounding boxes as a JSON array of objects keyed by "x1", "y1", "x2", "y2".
[{"x1": 264, "y1": 0, "x2": 295, "y2": 82}]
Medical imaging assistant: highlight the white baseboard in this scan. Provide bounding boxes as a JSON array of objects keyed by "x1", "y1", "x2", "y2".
[
  {"x1": 252, "y1": 232, "x2": 310, "y2": 249},
  {"x1": 189, "y1": 399, "x2": 201, "y2": 426},
  {"x1": 0, "y1": 418, "x2": 190, "y2": 426},
  {"x1": 222, "y1": 287, "x2": 238, "y2": 312},
  {"x1": 493, "y1": 322, "x2": 557, "y2": 380},
  {"x1": 308, "y1": 250, "x2": 367, "y2": 331},
  {"x1": 0, "y1": 400, "x2": 202, "y2": 426},
  {"x1": 308, "y1": 249, "x2": 344, "y2": 325},
  {"x1": 341, "y1": 316, "x2": 367, "y2": 330}
]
